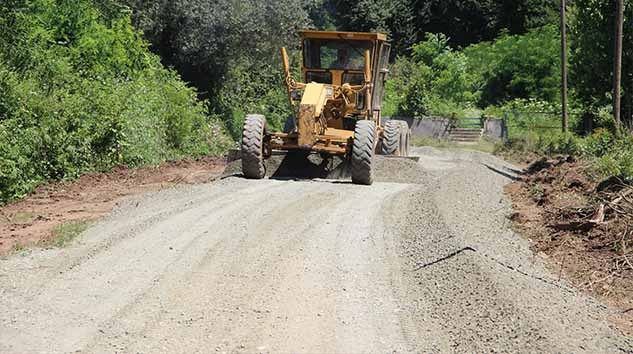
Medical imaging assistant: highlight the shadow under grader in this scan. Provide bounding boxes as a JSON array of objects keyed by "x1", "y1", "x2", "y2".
[
  {"x1": 222, "y1": 150, "x2": 426, "y2": 184},
  {"x1": 267, "y1": 152, "x2": 352, "y2": 181}
]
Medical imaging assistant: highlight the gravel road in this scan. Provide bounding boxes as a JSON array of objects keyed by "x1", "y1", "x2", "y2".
[{"x1": 1, "y1": 147, "x2": 631, "y2": 353}]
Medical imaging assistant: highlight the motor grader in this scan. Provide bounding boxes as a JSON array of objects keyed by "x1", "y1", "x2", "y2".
[{"x1": 241, "y1": 30, "x2": 410, "y2": 185}]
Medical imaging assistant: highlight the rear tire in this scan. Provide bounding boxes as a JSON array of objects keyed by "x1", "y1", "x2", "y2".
[
  {"x1": 398, "y1": 121, "x2": 411, "y2": 157},
  {"x1": 381, "y1": 120, "x2": 401, "y2": 156},
  {"x1": 351, "y1": 120, "x2": 376, "y2": 185},
  {"x1": 241, "y1": 114, "x2": 266, "y2": 179}
]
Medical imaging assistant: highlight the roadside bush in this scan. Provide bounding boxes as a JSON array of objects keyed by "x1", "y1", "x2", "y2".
[
  {"x1": 465, "y1": 25, "x2": 560, "y2": 107},
  {"x1": 215, "y1": 57, "x2": 294, "y2": 140},
  {"x1": 498, "y1": 129, "x2": 633, "y2": 181},
  {"x1": 384, "y1": 26, "x2": 560, "y2": 119},
  {"x1": 587, "y1": 133, "x2": 633, "y2": 181},
  {"x1": 384, "y1": 33, "x2": 479, "y2": 118},
  {"x1": 0, "y1": 0, "x2": 230, "y2": 203},
  {"x1": 595, "y1": 152, "x2": 633, "y2": 181}
]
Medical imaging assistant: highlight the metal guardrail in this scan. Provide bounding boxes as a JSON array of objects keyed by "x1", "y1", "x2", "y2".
[{"x1": 502, "y1": 110, "x2": 585, "y2": 140}]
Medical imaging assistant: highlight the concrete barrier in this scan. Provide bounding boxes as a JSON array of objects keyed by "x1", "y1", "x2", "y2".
[
  {"x1": 483, "y1": 118, "x2": 505, "y2": 141},
  {"x1": 387, "y1": 116, "x2": 505, "y2": 141},
  {"x1": 386, "y1": 116, "x2": 451, "y2": 138}
]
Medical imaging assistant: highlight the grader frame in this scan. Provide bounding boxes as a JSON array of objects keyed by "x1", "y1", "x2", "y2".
[{"x1": 241, "y1": 30, "x2": 410, "y2": 185}]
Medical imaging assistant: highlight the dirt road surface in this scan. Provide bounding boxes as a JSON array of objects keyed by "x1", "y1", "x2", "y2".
[{"x1": 1, "y1": 147, "x2": 631, "y2": 353}]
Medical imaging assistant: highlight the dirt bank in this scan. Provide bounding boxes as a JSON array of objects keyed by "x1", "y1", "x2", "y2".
[
  {"x1": 0, "y1": 157, "x2": 227, "y2": 255},
  {"x1": 506, "y1": 155, "x2": 633, "y2": 335}
]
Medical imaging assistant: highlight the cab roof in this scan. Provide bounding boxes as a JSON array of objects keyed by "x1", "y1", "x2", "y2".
[{"x1": 298, "y1": 30, "x2": 387, "y2": 42}]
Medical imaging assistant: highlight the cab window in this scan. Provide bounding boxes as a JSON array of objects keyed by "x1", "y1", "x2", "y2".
[{"x1": 303, "y1": 39, "x2": 373, "y2": 71}]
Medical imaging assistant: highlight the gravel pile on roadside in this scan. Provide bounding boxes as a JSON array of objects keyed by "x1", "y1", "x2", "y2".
[{"x1": 385, "y1": 147, "x2": 632, "y2": 352}]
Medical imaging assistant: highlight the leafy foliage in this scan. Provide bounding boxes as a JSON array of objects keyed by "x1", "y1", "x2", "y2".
[
  {"x1": 384, "y1": 26, "x2": 560, "y2": 118},
  {"x1": 384, "y1": 33, "x2": 477, "y2": 117},
  {"x1": 121, "y1": 0, "x2": 310, "y2": 140},
  {"x1": 327, "y1": 0, "x2": 557, "y2": 54},
  {"x1": 464, "y1": 25, "x2": 561, "y2": 107},
  {"x1": 0, "y1": 0, "x2": 230, "y2": 203},
  {"x1": 570, "y1": 0, "x2": 633, "y2": 125}
]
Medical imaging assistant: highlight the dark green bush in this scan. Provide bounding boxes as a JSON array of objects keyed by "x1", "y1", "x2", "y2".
[
  {"x1": 464, "y1": 25, "x2": 560, "y2": 107},
  {"x1": 0, "y1": 0, "x2": 230, "y2": 203},
  {"x1": 384, "y1": 33, "x2": 478, "y2": 117},
  {"x1": 383, "y1": 26, "x2": 560, "y2": 118}
]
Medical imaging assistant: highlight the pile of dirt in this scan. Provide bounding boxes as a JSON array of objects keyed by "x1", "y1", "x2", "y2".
[
  {"x1": 0, "y1": 157, "x2": 227, "y2": 255},
  {"x1": 506, "y1": 156, "x2": 633, "y2": 333}
]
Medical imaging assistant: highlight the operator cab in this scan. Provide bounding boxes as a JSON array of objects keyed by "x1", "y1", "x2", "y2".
[
  {"x1": 299, "y1": 30, "x2": 391, "y2": 114},
  {"x1": 303, "y1": 39, "x2": 371, "y2": 85}
]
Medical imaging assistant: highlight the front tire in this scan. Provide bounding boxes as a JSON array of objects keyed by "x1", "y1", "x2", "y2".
[
  {"x1": 351, "y1": 120, "x2": 376, "y2": 185},
  {"x1": 241, "y1": 114, "x2": 267, "y2": 179}
]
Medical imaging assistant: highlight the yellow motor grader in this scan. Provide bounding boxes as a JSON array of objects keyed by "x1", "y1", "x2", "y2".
[{"x1": 241, "y1": 30, "x2": 410, "y2": 185}]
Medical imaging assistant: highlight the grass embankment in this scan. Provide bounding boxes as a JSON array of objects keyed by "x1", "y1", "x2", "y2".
[{"x1": 496, "y1": 130, "x2": 633, "y2": 180}]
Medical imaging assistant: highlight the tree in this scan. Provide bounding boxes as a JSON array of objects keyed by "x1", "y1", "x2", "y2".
[
  {"x1": 328, "y1": 0, "x2": 415, "y2": 56},
  {"x1": 120, "y1": 0, "x2": 311, "y2": 138},
  {"x1": 122, "y1": 0, "x2": 310, "y2": 99},
  {"x1": 614, "y1": 0, "x2": 624, "y2": 130},
  {"x1": 327, "y1": 0, "x2": 557, "y2": 54},
  {"x1": 570, "y1": 0, "x2": 632, "y2": 128}
]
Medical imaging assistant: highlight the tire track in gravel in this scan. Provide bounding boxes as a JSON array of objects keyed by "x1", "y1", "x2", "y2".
[
  {"x1": 0, "y1": 180, "x2": 293, "y2": 353},
  {"x1": 1, "y1": 149, "x2": 631, "y2": 354},
  {"x1": 83, "y1": 181, "x2": 417, "y2": 353},
  {"x1": 1, "y1": 178, "x2": 421, "y2": 353}
]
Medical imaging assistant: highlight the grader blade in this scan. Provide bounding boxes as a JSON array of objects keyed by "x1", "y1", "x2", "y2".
[{"x1": 382, "y1": 155, "x2": 420, "y2": 162}]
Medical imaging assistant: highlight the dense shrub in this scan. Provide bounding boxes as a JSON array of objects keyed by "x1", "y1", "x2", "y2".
[
  {"x1": 384, "y1": 33, "x2": 479, "y2": 118},
  {"x1": 0, "y1": 0, "x2": 230, "y2": 203},
  {"x1": 499, "y1": 130, "x2": 633, "y2": 181},
  {"x1": 464, "y1": 25, "x2": 560, "y2": 107},
  {"x1": 383, "y1": 26, "x2": 560, "y2": 118}
]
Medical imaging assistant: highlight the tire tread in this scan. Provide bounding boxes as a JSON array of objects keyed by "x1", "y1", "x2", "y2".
[
  {"x1": 241, "y1": 114, "x2": 266, "y2": 179},
  {"x1": 351, "y1": 120, "x2": 376, "y2": 185}
]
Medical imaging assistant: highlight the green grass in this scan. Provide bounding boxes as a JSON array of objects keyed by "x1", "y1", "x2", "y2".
[
  {"x1": 11, "y1": 212, "x2": 36, "y2": 224},
  {"x1": 12, "y1": 243, "x2": 26, "y2": 253},
  {"x1": 43, "y1": 219, "x2": 94, "y2": 248}
]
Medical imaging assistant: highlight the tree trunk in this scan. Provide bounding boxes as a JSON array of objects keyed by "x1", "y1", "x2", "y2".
[
  {"x1": 613, "y1": 0, "x2": 624, "y2": 132},
  {"x1": 627, "y1": 82, "x2": 633, "y2": 131},
  {"x1": 560, "y1": 0, "x2": 569, "y2": 133}
]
